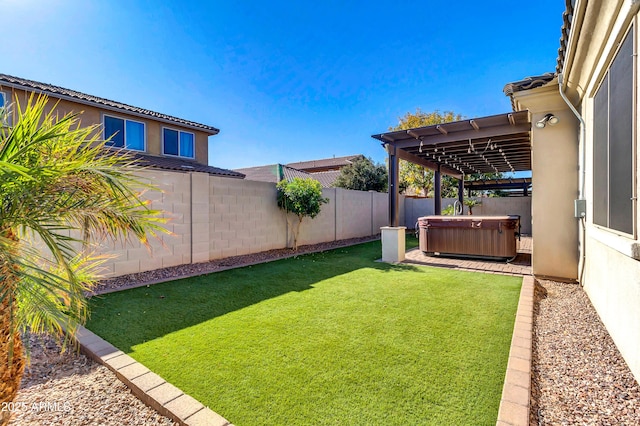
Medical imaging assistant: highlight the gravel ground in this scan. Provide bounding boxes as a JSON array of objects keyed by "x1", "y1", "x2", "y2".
[
  {"x1": 531, "y1": 279, "x2": 640, "y2": 425},
  {"x1": 8, "y1": 334, "x2": 176, "y2": 426}
]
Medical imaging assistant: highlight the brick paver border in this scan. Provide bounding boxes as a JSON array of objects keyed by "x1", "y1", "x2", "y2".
[
  {"x1": 71, "y1": 326, "x2": 232, "y2": 426},
  {"x1": 496, "y1": 275, "x2": 534, "y2": 426}
]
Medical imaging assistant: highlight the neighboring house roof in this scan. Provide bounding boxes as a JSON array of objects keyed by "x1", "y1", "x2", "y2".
[
  {"x1": 309, "y1": 170, "x2": 342, "y2": 188},
  {"x1": 282, "y1": 165, "x2": 316, "y2": 182},
  {"x1": 131, "y1": 153, "x2": 244, "y2": 178},
  {"x1": 286, "y1": 155, "x2": 363, "y2": 172},
  {"x1": 235, "y1": 164, "x2": 310, "y2": 184},
  {"x1": 234, "y1": 164, "x2": 284, "y2": 183},
  {"x1": 0, "y1": 73, "x2": 219, "y2": 134},
  {"x1": 235, "y1": 164, "x2": 340, "y2": 187}
]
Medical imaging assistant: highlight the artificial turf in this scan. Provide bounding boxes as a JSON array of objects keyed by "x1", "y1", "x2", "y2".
[{"x1": 86, "y1": 238, "x2": 521, "y2": 425}]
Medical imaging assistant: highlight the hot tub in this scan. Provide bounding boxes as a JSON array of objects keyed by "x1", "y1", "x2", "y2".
[{"x1": 418, "y1": 215, "x2": 520, "y2": 260}]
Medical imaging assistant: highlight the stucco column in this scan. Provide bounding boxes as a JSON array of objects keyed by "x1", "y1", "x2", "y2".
[
  {"x1": 381, "y1": 226, "x2": 406, "y2": 262},
  {"x1": 512, "y1": 81, "x2": 579, "y2": 280}
]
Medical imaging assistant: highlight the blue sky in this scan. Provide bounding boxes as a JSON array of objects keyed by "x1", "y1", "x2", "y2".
[{"x1": 3, "y1": 0, "x2": 565, "y2": 170}]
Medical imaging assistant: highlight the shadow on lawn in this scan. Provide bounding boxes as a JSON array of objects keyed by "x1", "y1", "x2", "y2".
[{"x1": 87, "y1": 241, "x2": 424, "y2": 352}]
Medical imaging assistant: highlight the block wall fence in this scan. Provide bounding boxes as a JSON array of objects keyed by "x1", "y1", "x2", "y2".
[
  {"x1": 98, "y1": 171, "x2": 390, "y2": 277},
  {"x1": 98, "y1": 170, "x2": 532, "y2": 278}
]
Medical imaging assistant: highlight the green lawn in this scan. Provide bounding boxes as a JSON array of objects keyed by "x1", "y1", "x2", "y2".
[{"x1": 86, "y1": 238, "x2": 521, "y2": 425}]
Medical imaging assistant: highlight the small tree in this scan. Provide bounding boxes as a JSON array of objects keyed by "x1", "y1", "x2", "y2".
[
  {"x1": 464, "y1": 198, "x2": 482, "y2": 215},
  {"x1": 333, "y1": 156, "x2": 387, "y2": 192},
  {"x1": 276, "y1": 178, "x2": 328, "y2": 250}
]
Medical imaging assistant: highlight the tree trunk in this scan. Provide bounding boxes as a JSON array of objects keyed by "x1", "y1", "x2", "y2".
[
  {"x1": 292, "y1": 217, "x2": 303, "y2": 251},
  {"x1": 1, "y1": 228, "x2": 26, "y2": 426},
  {"x1": 0, "y1": 288, "x2": 25, "y2": 426}
]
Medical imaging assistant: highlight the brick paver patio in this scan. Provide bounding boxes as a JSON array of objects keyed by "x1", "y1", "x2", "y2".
[{"x1": 403, "y1": 236, "x2": 532, "y2": 276}]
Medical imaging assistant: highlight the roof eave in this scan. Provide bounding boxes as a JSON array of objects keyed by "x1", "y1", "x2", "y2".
[{"x1": 0, "y1": 77, "x2": 220, "y2": 135}]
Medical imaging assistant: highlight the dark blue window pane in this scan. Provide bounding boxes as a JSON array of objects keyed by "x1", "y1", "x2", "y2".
[
  {"x1": 126, "y1": 120, "x2": 145, "y2": 151},
  {"x1": 104, "y1": 116, "x2": 124, "y2": 147},
  {"x1": 163, "y1": 128, "x2": 179, "y2": 156},
  {"x1": 179, "y1": 132, "x2": 194, "y2": 158}
]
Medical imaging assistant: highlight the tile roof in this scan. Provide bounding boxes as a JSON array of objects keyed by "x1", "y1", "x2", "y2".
[
  {"x1": 0, "y1": 73, "x2": 219, "y2": 134},
  {"x1": 503, "y1": 73, "x2": 556, "y2": 97},
  {"x1": 308, "y1": 170, "x2": 342, "y2": 188},
  {"x1": 234, "y1": 164, "x2": 285, "y2": 183},
  {"x1": 234, "y1": 164, "x2": 339, "y2": 187},
  {"x1": 556, "y1": 0, "x2": 575, "y2": 74},
  {"x1": 286, "y1": 155, "x2": 363, "y2": 172},
  {"x1": 130, "y1": 152, "x2": 244, "y2": 178},
  {"x1": 282, "y1": 165, "x2": 317, "y2": 182}
]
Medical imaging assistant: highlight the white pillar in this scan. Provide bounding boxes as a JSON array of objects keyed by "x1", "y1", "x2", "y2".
[{"x1": 381, "y1": 226, "x2": 406, "y2": 263}]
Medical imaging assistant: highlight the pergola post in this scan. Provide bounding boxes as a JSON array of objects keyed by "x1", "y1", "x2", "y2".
[
  {"x1": 381, "y1": 143, "x2": 406, "y2": 263},
  {"x1": 434, "y1": 164, "x2": 442, "y2": 215},
  {"x1": 458, "y1": 177, "x2": 464, "y2": 205},
  {"x1": 387, "y1": 144, "x2": 399, "y2": 226}
]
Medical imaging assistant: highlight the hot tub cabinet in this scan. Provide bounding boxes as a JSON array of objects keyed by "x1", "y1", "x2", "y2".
[{"x1": 418, "y1": 215, "x2": 520, "y2": 260}]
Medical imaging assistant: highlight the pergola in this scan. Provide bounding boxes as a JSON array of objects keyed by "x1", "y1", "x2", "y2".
[{"x1": 372, "y1": 110, "x2": 532, "y2": 226}]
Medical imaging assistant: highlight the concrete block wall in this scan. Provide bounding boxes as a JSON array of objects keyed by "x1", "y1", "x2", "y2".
[
  {"x1": 96, "y1": 169, "x2": 194, "y2": 277},
  {"x1": 97, "y1": 170, "x2": 534, "y2": 278},
  {"x1": 209, "y1": 177, "x2": 286, "y2": 259},
  {"x1": 297, "y1": 188, "x2": 337, "y2": 246},
  {"x1": 101, "y1": 172, "x2": 391, "y2": 278}
]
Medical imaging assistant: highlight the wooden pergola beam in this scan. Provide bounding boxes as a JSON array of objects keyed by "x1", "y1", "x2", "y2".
[
  {"x1": 397, "y1": 149, "x2": 463, "y2": 178},
  {"x1": 389, "y1": 123, "x2": 531, "y2": 149}
]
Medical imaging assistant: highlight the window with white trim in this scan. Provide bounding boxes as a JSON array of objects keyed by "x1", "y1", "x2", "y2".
[
  {"x1": 103, "y1": 115, "x2": 145, "y2": 151},
  {"x1": 593, "y1": 27, "x2": 635, "y2": 235},
  {"x1": 163, "y1": 128, "x2": 195, "y2": 158}
]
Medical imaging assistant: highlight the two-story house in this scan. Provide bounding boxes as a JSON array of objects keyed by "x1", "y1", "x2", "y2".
[{"x1": 0, "y1": 73, "x2": 244, "y2": 178}]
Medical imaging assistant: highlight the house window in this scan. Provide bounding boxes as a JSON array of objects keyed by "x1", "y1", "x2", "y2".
[
  {"x1": 0, "y1": 91, "x2": 10, "y2": 125},
  {"x1": 103, "y1": 115, "x2": 145, "y2": 151},
  {"x1": 163, "y1": 128, "x2": 195, "y2": 158},
  {"x1": 593, "y1": 28, "x2": 635, "y2": 235}
]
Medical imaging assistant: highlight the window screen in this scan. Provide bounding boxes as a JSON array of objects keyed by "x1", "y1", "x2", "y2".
[{"x1": 592, "y1": 28, "x2": 635, "y2": 234}]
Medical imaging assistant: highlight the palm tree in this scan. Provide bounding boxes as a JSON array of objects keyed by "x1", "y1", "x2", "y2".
[{"x1": 0, "y1": 95, "x2": 165, "y2": 425}]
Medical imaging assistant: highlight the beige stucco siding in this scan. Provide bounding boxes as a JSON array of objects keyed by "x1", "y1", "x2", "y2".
[
  {"x1": 1, "y1": 87, "x2": 210, "y2": 164},
  {"x1": 512, "y1": 84, "x2": 580, "y2": 280},
  {"x1": 563, "y1": 0, "x2": 640, "y2": 381}
]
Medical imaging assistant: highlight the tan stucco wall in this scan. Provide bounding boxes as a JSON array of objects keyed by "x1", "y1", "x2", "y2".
[
  {"x1": 583, "y1": 233, "x2": 640, "y2": 380},
  {"x1": 566, "y1": 0, "x2": 640, "y2": 381},
  {"x1": 0, "y1": 87, "x2": 210, "y2": 164},
  {"x1": 512, "y1": 83, "x2": 580, "y2": 280}
]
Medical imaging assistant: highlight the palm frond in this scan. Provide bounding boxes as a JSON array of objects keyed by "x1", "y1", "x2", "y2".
[{"x1": 0, "y1": 93, "x2": 169, "y2": 342}]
